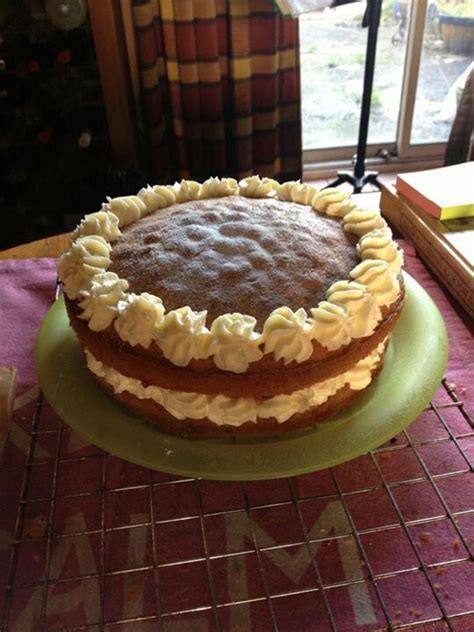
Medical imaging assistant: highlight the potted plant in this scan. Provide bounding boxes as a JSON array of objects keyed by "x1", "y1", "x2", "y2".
[{"x1": 437, "y1": 1, "x2": 474, "y2": 54}]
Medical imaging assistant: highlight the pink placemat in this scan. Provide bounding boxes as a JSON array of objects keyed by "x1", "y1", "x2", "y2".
[{"x1": 0, "y1": 248, "x2": 473, "y2": 631}]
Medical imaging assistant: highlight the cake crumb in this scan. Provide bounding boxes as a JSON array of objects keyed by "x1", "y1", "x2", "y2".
[
  {"x1": 435, "y1": 566, "x2": 445, "y2": 575},
  {"x1": 419, "y1": 531, "x2": 432, "y2": 543},
  {"x1": 127, "y1": 579, "x2": 143, "y2": 600},
  {"x1": 413, "y1": 609, "x2": 423, "y2": 618},
  {"x1": 448, "y1": 382, "x2": 456, "y2": 390},
  {"x1": 452, "y1": 537, "x2": 461, "y2": 548},
  {"x1": 23, "y1": 514, "x2": 47, "y2": 539},
  {"x1": 434, "y1": 583, "x2": 442, "y2": 590},
  {"x1": 394, "y1": 609, "x2": 403, "y2": 616},
  {"x1": 444, "y1": 592, "x2": 450, "y2": 599}
]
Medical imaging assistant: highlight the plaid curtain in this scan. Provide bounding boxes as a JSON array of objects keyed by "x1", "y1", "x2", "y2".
[{"x1": 132, "y1": 0, "x2": 302, "y2": 183}]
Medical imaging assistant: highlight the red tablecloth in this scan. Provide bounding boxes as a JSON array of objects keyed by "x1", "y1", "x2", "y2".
[{"x1": 0, "y1": 244, "x2": 473, "y2": 631}]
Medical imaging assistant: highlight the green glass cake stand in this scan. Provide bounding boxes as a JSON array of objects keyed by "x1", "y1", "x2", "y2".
[{"x1": 35, "y1": 273, "x2": 447, "y2": 481}]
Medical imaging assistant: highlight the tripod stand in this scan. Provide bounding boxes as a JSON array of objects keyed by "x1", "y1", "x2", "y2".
[{"x1": 324, "y1": 0, "x2": 383, "y2": 193}]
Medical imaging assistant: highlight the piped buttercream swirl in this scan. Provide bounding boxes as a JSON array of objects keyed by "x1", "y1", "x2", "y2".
[
  {"x1": 155, "y1": 306, "x2": 209, "y2": 366},
  {"x1": 72, "y1": 211, "x2": 121, "y2": 242},
  {"x1": 104, "y1": 195, "x2": 147, "y2": 227},
  {"x1": 238, "y1": 176, "x2": 278, "y2": 198},
  {"x1": 114, "y1": 292, "x2": 165, "y2": 348},
  {"x1": 327, "y1": 280, "x2": 381, "y2": 338},
  {"x1": 138, "y1": 185, "x2": 165, "y2": 214},
  {"x1": 312, "y1": 188, "x2": 355, "y2": 217},
  {"x1": 207, "y1": 313, "x2": 263, "y2": 373},
  {"x1": 343, "y1": 208, "x2": 387, "y2": 237},
  {"x1": 357, "y1": 228, "x2": 404, "y2": 273},
  {"x1": 276, "y1": 180, "x2": 318, "y2": 205},
  {"x1": 145, "y1": 184, "x2": 178, "y2": 208},
  {"x1": 78, "y1": 272, "x2": 129, "y2": 331},
  {"x1": 201, "y1": 177, "x2": 239, "y2": 198},
  {"x1": 173, "y1": 179, "x2": 202, "y2": 202},
  {"x1": 262, "y1": 307, "x2": 314, "y2": 364},
  {"x1": 309, "y1": 302, "x2": 352, "y2": 351},
  {"x1": 288, "y1": 182, "x2": 318, "y2": 205},
  {"x1": 58, "y1": 235, "x2": 112, "y2": 299},
  {"x1": 275, "y1": 180, "x2": 297, "y2": 200},
  {"x1": 350, "y1": 260, "x2": 400, "y2": 307}
]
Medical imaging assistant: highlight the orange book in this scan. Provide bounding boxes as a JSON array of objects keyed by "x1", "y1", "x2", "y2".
[{"x1": 395, "y1": 162, "x2": 474, "y2": 221}]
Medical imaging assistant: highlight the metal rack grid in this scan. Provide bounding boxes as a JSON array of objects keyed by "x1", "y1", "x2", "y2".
[{"x1": 1, "y1": 339, "x2": 473, "y2": 629}]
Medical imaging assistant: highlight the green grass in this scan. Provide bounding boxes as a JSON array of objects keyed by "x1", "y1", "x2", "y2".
[
  {"x1": 301, "y1": 49, "x2": 365, "y2": 68},
  {"x1": 438, "y1": 0, "x2": 474, "y2": 17},
  {"x1": 371, "y1": 87, "x2": 382, "y2": 107}
]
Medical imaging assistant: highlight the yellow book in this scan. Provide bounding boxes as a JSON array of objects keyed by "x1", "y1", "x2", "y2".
[{"x1": 395, "y1": 162, "x2": 474, "y2": 221}]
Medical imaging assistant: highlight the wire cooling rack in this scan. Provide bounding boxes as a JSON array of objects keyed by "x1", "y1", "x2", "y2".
[{"x1": 1, "y1": 285, "x2": 473, "y2": 632}]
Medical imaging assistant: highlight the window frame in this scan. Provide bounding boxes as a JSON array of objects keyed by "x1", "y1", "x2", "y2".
[{"x1": 302, "y1": 0, "x2": 448, "y2": 178}]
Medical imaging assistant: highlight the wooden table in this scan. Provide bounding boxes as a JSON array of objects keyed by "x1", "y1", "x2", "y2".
[{"x1": 0, "y1": 233, "x2": 70, "y2": 260}]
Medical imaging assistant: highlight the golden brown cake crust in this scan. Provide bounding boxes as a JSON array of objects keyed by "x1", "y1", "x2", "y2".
[
  {"x1": 66, "y1": 285, "x2": 404, "y2": 398},
  {"x1": 108, "y1": 197, "x2": 360, "y2": 326}
]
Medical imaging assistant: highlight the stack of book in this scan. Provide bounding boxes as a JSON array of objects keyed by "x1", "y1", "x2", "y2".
[{"x1": 380, "y1": 162, "x2": 473, "y2": 319}]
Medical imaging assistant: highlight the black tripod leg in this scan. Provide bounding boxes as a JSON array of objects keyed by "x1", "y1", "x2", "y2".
[
  {"x1": 323, "y1": 171, "x2": 356, "y2": 189},
  {"x1": 361, "y1": 171, "x2": 383, "y2": 190}
]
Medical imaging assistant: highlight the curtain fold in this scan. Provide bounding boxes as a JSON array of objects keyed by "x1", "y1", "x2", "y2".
[
  {"x1": 444, "y1": 66, "x2": 474, "y2": 167},
  {"x1": 132, "y1": 0, "x2": 302, "y2": 183}
]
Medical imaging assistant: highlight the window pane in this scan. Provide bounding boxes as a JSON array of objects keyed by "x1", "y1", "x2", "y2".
[
  {"x1": 411, "y1": 3, "x2": 473, "y2": 145},
  {"x1": 300, "y1": 2, "x2": 408, "y2": 150}
]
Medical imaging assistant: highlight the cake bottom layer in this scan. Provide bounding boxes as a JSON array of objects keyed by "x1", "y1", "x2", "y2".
[{"x1": 84, "y1": 342, "x2": 387, "y2": 438}]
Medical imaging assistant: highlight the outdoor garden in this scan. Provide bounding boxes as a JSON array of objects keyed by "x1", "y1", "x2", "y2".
[{"x1": 300, "y1": 0, "x2": 473, "y2": 150}]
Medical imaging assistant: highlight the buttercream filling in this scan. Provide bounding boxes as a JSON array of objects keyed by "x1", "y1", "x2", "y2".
[{"x1": 85, "y1": 340, "x2": 387, "y2": 426}]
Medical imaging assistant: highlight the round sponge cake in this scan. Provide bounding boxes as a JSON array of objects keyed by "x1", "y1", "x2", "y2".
[{"x1": 58, "y1": 177, "x2": 405, "y2": 438}]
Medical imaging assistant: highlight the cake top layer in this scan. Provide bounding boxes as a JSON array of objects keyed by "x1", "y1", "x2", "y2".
[
  {"x1": 108, "y1": 197, "x2": 359, "y2": 326},
  {"x1": 58, "y1": 176, "x2": 404, "y2": 372}
]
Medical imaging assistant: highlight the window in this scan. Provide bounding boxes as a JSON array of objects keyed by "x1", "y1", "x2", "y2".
[{"x1": 301, "y1": 0, "x2": 473, "y2": 170}]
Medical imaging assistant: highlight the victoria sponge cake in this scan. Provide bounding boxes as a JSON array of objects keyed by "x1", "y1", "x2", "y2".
[{"x1": 58, "y1": 176, "x2": 405, "y2": 437}]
